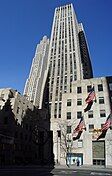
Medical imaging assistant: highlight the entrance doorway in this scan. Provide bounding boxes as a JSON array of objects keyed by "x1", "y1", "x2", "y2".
[
  {"x1": 92, "y1": 141, "x2": 105, "y2": 166},
  {"x1": 67, "y1": 153, "x2": 83, "y2": 166}
]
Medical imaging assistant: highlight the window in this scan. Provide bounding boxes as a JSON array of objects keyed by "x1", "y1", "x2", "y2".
[
  {"x1": 87, "y1": 85, "x2": 92, "y2": 93},
  {"x1": 77, "y1": 98, "x2": 82, "y2": 105},
  {"x1": 77, "y1": 111, "x2": 82, "y2": 119},
  {"x1": 109, "y1": 83, "x2": 112, "y2": 91},
  {"x1": 67, "y1": 99, "x2": 71, "y2": 106},
  {"x1": 88, "y1": 110, "x2": 93, "y2": 118},
  {"x1": 99, "y1": 97, "x2": 105, "y2": 104},
  {"x1": 78, "y1": 140, "x2": 83, "y2": 148},
  {"x1": 17, "y1": 107, "x2": 20, "y2": 114},
  {"x1": 67, "y1": 126, "x2": 71, "y2": 133},
  {"x1": 57, "y1": 130, "x2": 61, "y2": 137},
  {"x1": 89, "y1": 124, "x2": 94, "y2": 132},
  {"x1": 98, "y1": 84, "x2": 103, "y2": 91},
  {"x1": 100, "y1": 110, "x2": 106, "y2": 117},
  {"x1": 67, "y1": 112, "x2": 71, "y2": 119},
  {"x1": 0, "y1": 94, "x2": 4, "y2": 99},
  {"x1": 77, "y1": 87, "x2": 82, "y2": 94}
]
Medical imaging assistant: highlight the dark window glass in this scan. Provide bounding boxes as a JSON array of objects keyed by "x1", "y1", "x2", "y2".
[
  {"x1": 100, "y1": 110, "x2": 106, "y2": 117},
  {"x1": 99, "y1": 97, "x2": 105, "y2": 104},
  {"x1": 87, "y1": 85, "x2": 92, "y2": 93},
  {"x1": 67, "y1": 112, "x2": 71, "y2": 119},
  {"x1": 77, "y1": 87, "x2": 82, "y2": 94},
  {"x1": 88, "y1": 110, "x2": 93, "y2": 118},
  {"x1": 67, "y1": 99, "x2": 71, "y2": 106},
  {"x1": 77, "y1": 99, "x2": 82, "y2": 105},
  {"x1": 98, "y1": 84, "x2": 103, "y2": 91},
  {"x1": 77, "y1": 111, "x2": 82, "y2": 119},
  {"x1": 89, "y1": 124, "x2": 94, "y2": 132},
  {"x1": 67, "y1": 126, "x2": 71, "y2": 133}
]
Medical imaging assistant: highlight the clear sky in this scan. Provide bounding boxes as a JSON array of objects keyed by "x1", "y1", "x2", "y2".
[{"x1": 0, "y1": 0, "x2": 112, "y2": 94}]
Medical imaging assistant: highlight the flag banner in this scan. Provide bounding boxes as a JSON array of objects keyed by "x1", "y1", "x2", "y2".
[
  {"x1": 85, "y1": 87, "x2": 96, "y2": 103},
  {"x1": 84, "y1": 101, "x2": 93, "y2": 112},
  {"x1": 97, "y1": 130, "x2": 107, "y2": 140},
  {"x1": 84, "y1": 87, "x2": 96, "y2": 112},
  {"x1": 73, "y1": 131, "x2": 82, "y2": 140},
  {"x1": 97, "y1": 114, "x2": 112, "y2": 140},
  {"x1": 73, "y1": 117, "x2": 86, "y2": 141}
]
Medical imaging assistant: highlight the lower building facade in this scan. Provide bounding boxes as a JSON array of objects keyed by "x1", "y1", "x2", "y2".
[
  {"x1": 0, "y1": 88, "x2": 54, "y2": 166},
  {"x1": 51, "y1": 76, "x2": 112, "y2": 167}
]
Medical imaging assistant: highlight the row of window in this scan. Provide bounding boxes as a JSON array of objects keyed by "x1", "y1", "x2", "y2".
[
  {"x1": 66, "y1": 109, "x2": 106, "y2": 120},
  {"x1": 77, "y1": 84, "x2": 103, "y2": 93},
  {"x1": 67, "y1": 96, "x2": 105, "y2": 107}
]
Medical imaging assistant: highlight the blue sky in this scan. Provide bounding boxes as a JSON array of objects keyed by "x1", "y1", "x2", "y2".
[{"x1": 0, "y1": 0, "x2": 112, "y2": 94}]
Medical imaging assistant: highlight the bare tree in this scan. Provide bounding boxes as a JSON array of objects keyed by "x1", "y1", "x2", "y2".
[{"x1": 57, "y1": 120, "x2": 76, "y2": 167}]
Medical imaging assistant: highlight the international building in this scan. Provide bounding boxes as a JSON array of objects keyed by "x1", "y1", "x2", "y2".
[
  {"x1": 24, "y1": 36, "x2": 49, "y2": 109},
  {"x1": 23, "y1": 3, "x2": 112, "y2": 167}
]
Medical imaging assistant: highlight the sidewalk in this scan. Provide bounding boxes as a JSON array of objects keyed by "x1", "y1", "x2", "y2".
[{"x1": 54, "y1": 164, "x2": 112, "y2": 172}]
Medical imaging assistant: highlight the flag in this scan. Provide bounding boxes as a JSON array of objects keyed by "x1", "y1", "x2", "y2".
[
  {"x1": 84, "y1": 87, "x2": 96, "y2": 112},
  {"x1": 73, "y1": 131, "x2": 82, "y2": 140},
  {"x1": 73, "y1": 117, "x2": 86, "y2": 141},
  {"x1": 97, "y1": 114, "x2": 112, "y2": 140},
  {"x1": 85, "y1": 87, "x2": 96, "y2": 104},
  {"x1": 84, "y1": 101, "x2": 93, "y2": 112}
]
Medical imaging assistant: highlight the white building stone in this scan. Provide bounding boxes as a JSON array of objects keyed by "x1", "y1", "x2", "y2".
[
  {"x1": 24, "y1": 36, "x2": 49, "y2": 108},
  {"x1": 55, "y1": 77, "x2": 112, "y2": 167},
  {"x1": 0, "y1": 88, "x2": 34, "y2": 124}
]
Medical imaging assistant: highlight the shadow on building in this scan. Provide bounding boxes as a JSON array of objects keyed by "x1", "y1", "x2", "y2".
[{"x1": 0, "y1": 98, "x2": 54, "y2": 168}]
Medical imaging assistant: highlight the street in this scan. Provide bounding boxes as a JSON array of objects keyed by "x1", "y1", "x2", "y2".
[{"x1": 0, "y1": 166, "x2": 112, "y2": 176}]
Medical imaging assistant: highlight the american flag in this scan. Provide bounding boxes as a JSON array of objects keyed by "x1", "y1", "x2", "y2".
[
  {"x1": 97, "y1": 114, "x2": 112, "y2": 140},
  {"x1": 73, "y1": 117, "x2": 86, "y2": 140},
  {"x1": 101, "y1": 114, "x2": 112, "y2": 131},
  {"x1": 85, "y1": 87, "x2": 96, "y2": 104},
  {"x1": 73, "y1": 117, "x2": 86, "y2": 133}
]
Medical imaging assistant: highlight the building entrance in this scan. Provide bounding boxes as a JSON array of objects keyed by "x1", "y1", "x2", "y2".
[
  {"x1": 67, "y1": 153, "x2": 83, "y2": 166},
  {"x1": 92, "y1": 141, "x2": 105, "y2": 166}
]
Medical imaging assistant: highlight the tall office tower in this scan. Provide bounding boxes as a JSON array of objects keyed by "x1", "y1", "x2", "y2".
[
  {"x1": 24, "y1": 36, "x2": 49, "y2": 108},
  {"x1": 48, "y1": 4, "x2": 93, "y2": 162},
  {"x1": 49, "y1": 4, "x2": 93, "y2": 119}
]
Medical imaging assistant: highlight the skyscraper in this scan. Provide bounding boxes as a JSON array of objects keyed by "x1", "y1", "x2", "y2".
[
  {"x1": 23, "y1": 3, "x2": 94, "y2": 164},
  {"x1": 48, "y1": 4, "x2": 93, "y2": 163},
  {"x1": 49, "y1": 4, "x2": 93, "y2": 121},
  {"x1": 24, "y1": 36, "x2": 49, "y2": 108}
]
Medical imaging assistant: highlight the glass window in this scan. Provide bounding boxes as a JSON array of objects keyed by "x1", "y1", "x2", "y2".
[
  {"x1": 67, "y1": 126, "x2": 71, "y2": 133},
  {"x1": 78, "y1": 140, "x2": 83, "y2": 148},
  {"x1": 67, "y1": 99, "x2": 71, "y2": 106},
  {"x1": 99, "y1": 97, "x2": 105, "y2": 104},
  {"x1": 77, "y1": 98, "x2": 82, "y2": 105},
  {"x1": 67, "y1": 112, "x2": 71, "y2": 119},
  {"x1": 100, "y1": 110, "x2": 106, "y2": 117},
  {"x1": 109, "y1": 83, "x2": 112, "y2": 91},
  {"x1": 98, "y1": 84, "x2": 103, "y2": 91},
  {"x1": 87, "y1": 85, "x2": 92, "y2": 93},
  {"x1": 88, "y1": 110, "x2": 93, "y2": 118},
  {"x1": 17, "y1": 107, "x2": 20, "y2": 114},
  {"x1": 77, "y1": 87, "x2": 82, "y2": 94},
  {"x1": 77, "y1": 111, "x2": 82, "y2": 119},
  {"x1": 89, "y1": 124, "x2": 94, "y2": 132}
]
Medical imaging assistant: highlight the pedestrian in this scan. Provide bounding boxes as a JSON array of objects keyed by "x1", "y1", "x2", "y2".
[{"x1": 76, "y1": 158, "x2": 80, "y2": 166}]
